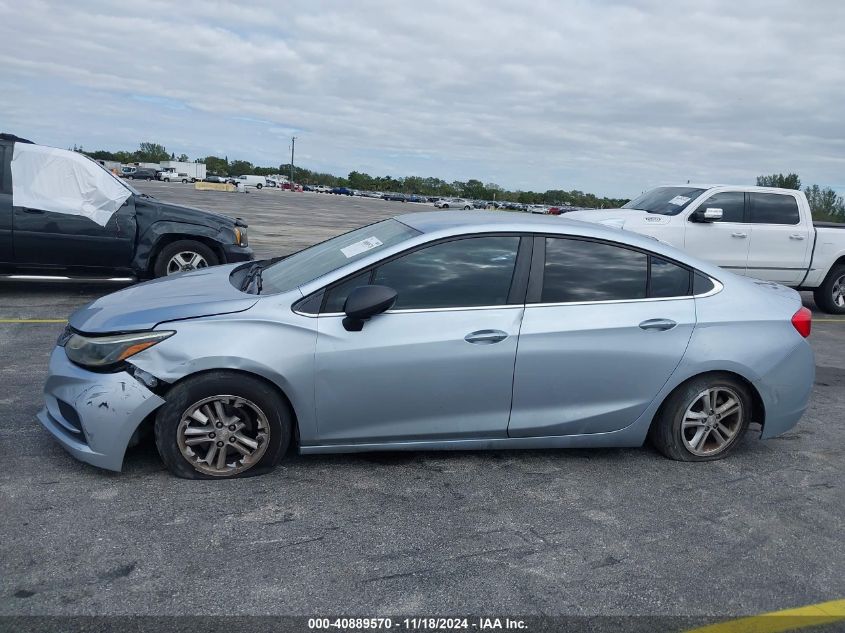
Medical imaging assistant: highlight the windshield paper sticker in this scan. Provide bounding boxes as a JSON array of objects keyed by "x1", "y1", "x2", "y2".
[
  {"x1": 341, "y1": 236, "x2": 384, "y2": 258},
  {"x1": 668, "y1": 195, "x2": 691, "y2": 206}
]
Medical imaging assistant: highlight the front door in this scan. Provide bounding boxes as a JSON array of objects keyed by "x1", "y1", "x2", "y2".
[
  {"x1": 509, "y1": 236, "x2": 696, "y2": 437},
  {"x1": 683, "y1": 191, "x2": 751, "y2": 275},
  {"x1": 13, "y1": 197, "x2": 136, "y2": 270},
  {"x1": 313, "y1": 235, "x2": 525, "y2": 444}
]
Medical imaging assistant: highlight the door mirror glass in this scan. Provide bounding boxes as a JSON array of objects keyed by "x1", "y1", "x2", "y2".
[
  {"x1": 343, "y1": 285, "x2": 397, "y2": 331},
  {"x1": 703, "y1": 207, "x2": 723, "y2": 221}
]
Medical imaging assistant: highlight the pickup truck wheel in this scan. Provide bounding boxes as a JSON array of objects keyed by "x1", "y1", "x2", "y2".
[
  {"x1": 153, "y1": 240, "x2": 219, "y2": 277},
  {"x1": 814, "y1": 265, "x2": 845, "y2": 314},
  {"x1": 256, "y1": 183, "x2": 263, "y2": 190},
  {"x1": 181, "y1": 178, "x2": 188, "y2": 184}
]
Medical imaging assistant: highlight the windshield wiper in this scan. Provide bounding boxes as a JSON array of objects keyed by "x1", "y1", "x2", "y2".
[{"x1": 241, "y1": 262, "x2": 263, "y2": 294}]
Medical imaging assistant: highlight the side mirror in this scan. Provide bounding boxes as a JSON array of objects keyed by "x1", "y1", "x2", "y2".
[
  {"x1": 692, "y1": 207, "x2": 723, "y2": 222},
  {"x1": 343, "y1": 285, "x2": 398, "y2": 332}
]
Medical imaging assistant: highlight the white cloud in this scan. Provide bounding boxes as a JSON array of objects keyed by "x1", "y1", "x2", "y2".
[{"x1": 1, "y1": 0, "x2": 843, "y2": 196}]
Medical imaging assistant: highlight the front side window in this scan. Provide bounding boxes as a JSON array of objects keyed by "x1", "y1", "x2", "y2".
[
  {"x1": 372, "y1": 236, "x2": 520, "y2": 309},
  {"x1": 542, "y1": 238, "x2": 648, "y2": 302},
  {"x1": 697, "y1": 191, "x2": 745, "y2": 222},
  {"x1": 749, "y1": 193, "x2": 800, "y2": 225}
]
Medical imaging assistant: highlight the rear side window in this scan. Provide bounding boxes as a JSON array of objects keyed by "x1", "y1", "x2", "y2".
[
  {"x1": 650, "y1": 257, "x2": 691, "y2": 297},
  {"x1": 749, "y1": 193, "x2": 800, "y2": 225},
  {"x1": 542, "y1": 238, "x2": 648, "y2": 302},
  {"x1": 373, "y1": 236, "x2": 520, "y2": 309},
  {"x1": 698, "y1": 191, "x2": 745, "y2": 223}
]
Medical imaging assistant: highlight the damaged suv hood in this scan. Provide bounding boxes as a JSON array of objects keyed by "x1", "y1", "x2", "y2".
[{"x1": 69, "y1": 264, "x2": 258, "y2": 333}]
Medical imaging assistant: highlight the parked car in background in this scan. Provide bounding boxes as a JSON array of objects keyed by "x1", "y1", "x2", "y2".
[
  {"x1": 129, "y1": 168, "x2": 158, "y2": 181},
  {"x1": 382, "y1": 193, "x2": 407, "y2": 202},
  {"x1": 120, "y1": 166, "x2": 136, "y2": 178},
  {"x1": 40, "y1": 211, "x2": 813, "y2": 478},
  {"x1": 0, "y1": 136, "x2": 253, "y2": 279},
  {"x1": 528, "y1": 205, "x2": 548, "y2": 214},
  {"x1": 406, "y1": 194, "x2": 427, "y2": 203},
  {"x1": 330, "y1": 187, "x2": 354, "y2": 196},
  {"x1": 313, "y1": 185, "x2": 332, "y2": 193},
  {"x1": 567, "y1": 185, "x2": 845, "y2": 314},
  {"x1": 204, "y1": 175, "x2": 228, "y2": 183},
  {"x1": 435, "y1": 198, "x2": 473, "y2": 210}
]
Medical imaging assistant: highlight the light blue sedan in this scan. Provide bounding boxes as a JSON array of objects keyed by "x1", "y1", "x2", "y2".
[{"x1": 40, "y1": 212, "x2": 814, "y2": 478}]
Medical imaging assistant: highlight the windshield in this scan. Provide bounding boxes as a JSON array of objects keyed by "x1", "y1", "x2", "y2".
[
  {"x1": 86, "y1": 156, "x2": 144, "y2": 197},
  {"x1": 622, "y1": 186, "x2": 705, "y2": 215},
  {"x1": 260, "y1": 219, "x2": 421, "y2": 294}
]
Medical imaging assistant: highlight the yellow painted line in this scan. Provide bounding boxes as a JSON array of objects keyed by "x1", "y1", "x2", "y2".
[
  {"x1": 684, "y1": 598, "x2": 845, "y2": 633},
  {"x1": 0, "y1": 319, "x2": 68, "y2": 323}
]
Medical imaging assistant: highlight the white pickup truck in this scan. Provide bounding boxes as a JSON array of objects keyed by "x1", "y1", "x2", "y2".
[{"x1": 566, "y1": 185, "x2": 845, "y2": 313}]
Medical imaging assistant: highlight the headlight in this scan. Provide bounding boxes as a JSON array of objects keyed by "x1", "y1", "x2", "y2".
[
  {"x1": 64, "y1": 331, "x2": 174, "y2": 370},
  {"x1": 234, "y1": 227, "x2": 248, "y2": 247}
]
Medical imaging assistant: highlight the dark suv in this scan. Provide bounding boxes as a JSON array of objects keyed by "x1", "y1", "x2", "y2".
[
  {"x1": 128, "y1": 168, "x2": 158, "y2": 181},
  {"x1": 0, "y1": 134, "x2": 254, "y2": 279}
]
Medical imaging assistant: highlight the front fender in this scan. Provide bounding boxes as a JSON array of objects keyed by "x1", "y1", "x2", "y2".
[{"x1": 133, "y1": 220, "x2": 235, "y2": 272}]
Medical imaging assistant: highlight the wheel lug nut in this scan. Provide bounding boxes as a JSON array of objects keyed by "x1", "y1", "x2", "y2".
[
  {"x1": 216, "y1": 422, "x2": 223, "y2": 428},
  {"x1": 229, "y1": 437, "x2": 236, "y2": 442},
  {"x1": 229, "y1": 424, "x2": 236, "y2": 431},
  {"x1": 208, "y1": 432, "x2": 216, "y2": 438},
  {"x1": 217, "y1": 441, "x2": 224, "y2": 447}
]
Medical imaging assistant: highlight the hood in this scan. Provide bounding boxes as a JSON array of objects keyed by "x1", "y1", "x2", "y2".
[
  {"x1": 135, "y1": 196, "x2": 246, "y2": 228},
  {"x1": 565, "y1": 208, "x2": 674, "y2": 229},
  {"x1": 69, "y1": 264, "x2": 258, "y2": 333}
]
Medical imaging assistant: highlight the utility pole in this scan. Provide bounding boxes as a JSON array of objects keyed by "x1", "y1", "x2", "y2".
[{"x1": 290, "y1": 136, "x2": 296, "y2": 188}]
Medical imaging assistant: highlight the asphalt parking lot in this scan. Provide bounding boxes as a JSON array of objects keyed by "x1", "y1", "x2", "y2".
[{"x1": 0, "y1": 183, "x2": 843, "y2": 623}]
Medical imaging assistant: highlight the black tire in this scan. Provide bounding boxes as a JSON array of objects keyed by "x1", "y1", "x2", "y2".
[
  {"x1": 152, "y1": 239, "x2": 219, "y2": 278},
  {"x1": 256, "y1": 183, "x2": 263, "y2": 190},
  {"x1": 813, "y1": 264, "x2": 845, "y2": 315},
  {"x1": 154, "y1": 371, "x2": 292, "y2": 479},
  {"x1": 164, "y1": 178, "x2": 170, "y2": 182},
  {"x1": 146, "y1": 177, "x2": 152, "y2": 181},
  {"x1": 181, "y1": 178, "x2": 188, "y2": 184},
  {"x1": 648, "y1": 373, "x2": 752, "y2": 462}
]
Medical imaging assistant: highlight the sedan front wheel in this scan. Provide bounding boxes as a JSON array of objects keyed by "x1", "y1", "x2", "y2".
[
  {"x1": 649, "y1": 373, "x2": 752, "y2": 461},
  {"x1": 154, "y1": 371, "x2": 292, "y2": 479}
]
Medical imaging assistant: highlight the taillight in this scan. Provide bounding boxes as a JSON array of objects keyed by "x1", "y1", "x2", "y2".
[{"x1": 791, "y1": 307, "x2": 812, "y2": 338}]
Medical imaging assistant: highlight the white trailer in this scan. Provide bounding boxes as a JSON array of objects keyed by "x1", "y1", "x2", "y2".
[{"x1": 158, "y1": 161, "x2": 207, "y2": 182}]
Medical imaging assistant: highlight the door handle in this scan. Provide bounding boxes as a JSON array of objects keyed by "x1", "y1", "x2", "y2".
[
  {"x1": 464, "y1": 329, "x2": 508, "y2": 344},
  {"x1": 639, "y1": 318, "x2": 677, "y2": 332},
  {"x1": 789, "y1": 234, "x2": 805, "y2": 240},
  {"x1": 22, "y1": 208, "x2": 45, "y2": 214},
  {"x1": 731, "y1": 232, "x2": 747, "y2": 238}
]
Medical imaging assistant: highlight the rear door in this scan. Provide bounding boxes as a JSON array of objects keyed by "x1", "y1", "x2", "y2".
[
  {"x1": 746, "y1": 192, "x2": 810, "y2": 284},
  {"x1": 682, "y1": 191, "x2": 751, "y2": 275},
  {"x1": 509, "y1": 236, "x2": 696, "y2": 437},
  {"x1": 13, "y1": 196, "x2": 137, "y2": 270}
]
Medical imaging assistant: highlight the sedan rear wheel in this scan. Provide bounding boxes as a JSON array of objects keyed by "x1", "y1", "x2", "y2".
[
  {"x1": 649, "y1": 373, "x2": 752, "y2": 461},
  {"x1": 155, "y1": 371, "x2": 291, "y2": 479}
]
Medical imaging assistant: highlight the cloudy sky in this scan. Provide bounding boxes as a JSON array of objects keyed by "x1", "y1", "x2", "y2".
[{"x1": 1, "y1": 0, "x2": 843, "y2": 197}]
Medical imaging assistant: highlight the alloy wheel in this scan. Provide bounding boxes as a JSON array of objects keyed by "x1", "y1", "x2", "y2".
[
  {"x1": 176, "y1": 395, "x2": 270, "y2": 476},
  {"x1": 832, "y1": 274, "x2": 845, "y2": 308},
  {"x1": 681, "y1": 387, "x2": 744, "y2": 457},
  {"x1": 166, "y1": 251, "x2": 208, "y2": 275}
]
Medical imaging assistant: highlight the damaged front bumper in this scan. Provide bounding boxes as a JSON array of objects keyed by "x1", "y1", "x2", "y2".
[{"x1": 37, "y1": 347, "x2": 166, "y2": 471}]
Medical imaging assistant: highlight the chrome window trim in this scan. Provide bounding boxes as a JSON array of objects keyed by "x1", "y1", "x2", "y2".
[{"x1": 294, "y1": 277, "x2": 723, "y2": 317}]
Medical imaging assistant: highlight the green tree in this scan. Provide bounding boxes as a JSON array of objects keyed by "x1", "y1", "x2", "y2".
[
  {"x1": 757, "y1": 173, "x2": 801, "y2": 190},
  {"x1": 204, "y1": 156, "x2": 229, "y2": 175},
  {"x1": 804, "y1": 184, "x2": 845, "y2": 222},
  {"x1": 135, "y1": 142, "x2": 170, "y2": 163},
  {"x1": 177, "y1": 153, "x2": 189, "y2": 162},
  {"x1": 228, "y1": 160, "x2": 254, "y2": 176}
]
